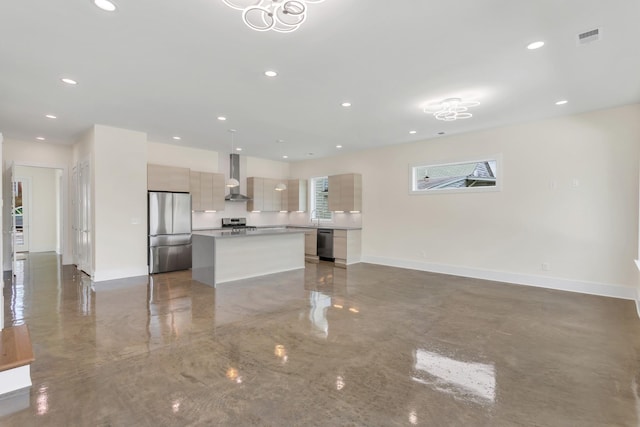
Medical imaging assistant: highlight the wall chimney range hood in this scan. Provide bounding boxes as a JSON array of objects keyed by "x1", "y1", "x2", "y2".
[{"x1": 225, "y1": 153, "x2": 251, "y2": 202}]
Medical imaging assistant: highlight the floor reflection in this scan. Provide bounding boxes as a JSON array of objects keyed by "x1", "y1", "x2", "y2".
[
  {"x1": 2, "y1": 253, "x2": 639, "y2": 426},
  {"x1": 412, "y1": 349, "x2": 496, "y2": 404}
]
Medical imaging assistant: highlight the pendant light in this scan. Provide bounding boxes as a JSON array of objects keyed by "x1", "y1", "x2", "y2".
[
  {"x1": 275, "y1": 140, "x2": 287, "y2": 191},
  {"x1": 226, "y1": 129, "x2": 240, "y2": 188}
]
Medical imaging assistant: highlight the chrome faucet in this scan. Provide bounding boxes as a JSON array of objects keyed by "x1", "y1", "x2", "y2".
[{"x1": 310, "y1": 210, "x2": 320, "y2": 227}]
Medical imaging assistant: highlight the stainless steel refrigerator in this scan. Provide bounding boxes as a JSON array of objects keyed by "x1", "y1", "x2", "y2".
[{"x1": 148, "y1": 191, "x2": 192, "y2": 274}]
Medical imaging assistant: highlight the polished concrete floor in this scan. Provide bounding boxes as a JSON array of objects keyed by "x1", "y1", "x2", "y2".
[{"x1": 2, "y1": 253, "x2": 640, "y2": 426}]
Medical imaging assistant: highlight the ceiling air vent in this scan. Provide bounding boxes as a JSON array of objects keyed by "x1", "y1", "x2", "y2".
[{"x1": 577, "y1": 28, "x2": 601, "y2": 45}]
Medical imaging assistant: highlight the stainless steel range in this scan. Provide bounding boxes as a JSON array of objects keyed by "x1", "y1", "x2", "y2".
[{"x1": 221, "y1": 217, "x2": 257, "y2": 232}]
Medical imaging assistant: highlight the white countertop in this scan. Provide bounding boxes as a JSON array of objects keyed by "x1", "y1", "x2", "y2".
[
  {"x1": 193, "y1": 228, "x2": 306, "y2": 239},
  {"x1": 193, "y1": 225, "x2": 362, "y2": 231},
  {"x1": 286, "y1": 225, "x2": 363, "y2": 230}
]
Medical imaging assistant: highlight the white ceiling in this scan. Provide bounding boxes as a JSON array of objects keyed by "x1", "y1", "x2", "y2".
[{"x1": 1, "y1": 0, "x2": 639, "y2": 161}]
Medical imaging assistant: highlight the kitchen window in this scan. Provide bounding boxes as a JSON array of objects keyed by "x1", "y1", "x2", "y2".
[
  {"x1": 310, "y1": 176, "x2": 332, "y2": 220},
  {"x1": 410, "y1": 156, "x2": 501, "y2": 195}
]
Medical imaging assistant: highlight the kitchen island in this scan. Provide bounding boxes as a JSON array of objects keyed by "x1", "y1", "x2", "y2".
[{"x1": 192, "y1": 229, "x2": 305, "y2": 286}]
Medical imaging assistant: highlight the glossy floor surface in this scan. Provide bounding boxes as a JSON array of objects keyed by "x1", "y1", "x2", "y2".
[{"x1": 2, "y1": 253, "x2": 640, "y2": 426}]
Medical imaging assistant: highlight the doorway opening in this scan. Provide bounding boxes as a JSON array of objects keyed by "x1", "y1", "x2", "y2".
[{"x1": 11, "y1": 166, "x2": 64, "y2": 259}]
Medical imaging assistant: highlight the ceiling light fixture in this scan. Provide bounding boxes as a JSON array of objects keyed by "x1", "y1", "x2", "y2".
[
  {"x1": 173, "y1": 136, "x2": 181, "y2": 140},
  {"x1": 264, "y1": 70, "x2": 278, "y2": 77},
  {"x1": 61, "y1": 78, "x2": 78, "y2": 85},
  {"x1": 226, "y1": 129, "x2": 240, "y2": 188},
  {"x1": 555, "y1": 100, "x2": 568, "y2": 105},
  {"x1": 217, "y1": 116, "x2": 227, "y2": 121},
  {"x1": 222, "y1": 0, "x2": 324, "y2": 33},
  {"x1": 93, "y1": 0, "x2": 116, "y2": 12},
  {"x1": 409, "y1": 130, "x2": 417, "y2": 134},
  {"x1": 424, "y1": 98, "x2": 480, "y2": 121},
  {"x1": 341, "y1": 102, "x2": 351, "y2": 107},
  {"x1": 93, "y1": 0, "x2": 117, "y2": 12},
  {"x1": 36, "y1": 137, "x2": 45, "y2": 141},
  {"x1": 336, "y1": 145, "x2": 342, "y2": 149},
  {"x1": 45, "y1": 114, "x2": 57, "y2": 119},
  {"x1": 527, "y1": 41, "x2": 545, "y2": 50},
  {"x1": 236, "y1": 147, "x2": 242, "y2": 151}
]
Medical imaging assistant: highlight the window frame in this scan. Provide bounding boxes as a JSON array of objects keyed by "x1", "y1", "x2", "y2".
[
  {"x1": 309, "y1": 176, "x2": 333, "y2": 221},
  {"x1": 409, "y1": 155, "x2": 502, "y2": 195}
]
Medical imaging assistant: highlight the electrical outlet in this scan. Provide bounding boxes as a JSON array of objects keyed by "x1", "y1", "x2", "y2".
[{"x1": 541, "y1": 262, "x2": 551, "y2": 271}]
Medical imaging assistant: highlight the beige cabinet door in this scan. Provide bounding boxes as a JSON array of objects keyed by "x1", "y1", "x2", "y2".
[
  {"x1": 328, "y1": 175, "x2": 341, "y2": 211},
  {"x1": 212, "y1": 173, "x2": 225, "y2": 211},
  {"x1": 327, "y1": 173, "x2": 362, "y2": 212},
  {"x1": 200, "y1": 172, "x2": 214, "y2": 210},
  {"x1": 148, "y1": 164, "x2": 190, "y2": 192},
  {"x1": 287, "y1": 179, "x2": 307, "y2": 212},
  {"x1": 247, "y1": 177, "x2": 264, "y2": 211},
  {"x1": 340, "y1": 173, "x2": 362, "y2": 212},
  {"x1": 305, "y1": 230, "x2": 317, "y2": 256},
  {"x1": 190, "y1": 171, "x2": 201, "y2": 211},
  {"x1": 333, "y1": 230, "x2": 347, "y2": 260}
]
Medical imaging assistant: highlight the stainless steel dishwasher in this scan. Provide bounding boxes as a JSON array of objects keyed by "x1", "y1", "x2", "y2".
[{"x1": 317, "y1": 228, "x2": 334, "y2": 261}]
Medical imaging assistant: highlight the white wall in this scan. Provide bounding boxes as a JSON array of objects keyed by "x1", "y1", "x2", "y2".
[
  {"x1": 92, "y1": 125, "x2": 148, "y2": 281},
  {"x1": 3, "y1": 138, "x2": 73, "y2": 270},
  {"x1": 290, "y1": 104, "x2": 640, "y2": 298},
  {"x1": 14, "y1": 166, "x2": 59, "y2": 253},
  {"x1": 148, "y1": 141, "x2": 219, "y2": 172}
]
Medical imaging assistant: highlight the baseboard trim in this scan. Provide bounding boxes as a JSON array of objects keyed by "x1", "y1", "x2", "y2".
[
  {"x1": 361, "y1": 256, "x2": 635, "y2": 300},
  {"x1": 92, "y1": 266, "x2": 149, "y2": 282},
  {"x1": 635, "y1": 260, "x2": 640, "y2": 318}
]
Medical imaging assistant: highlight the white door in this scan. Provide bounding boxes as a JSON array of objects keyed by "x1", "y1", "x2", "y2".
[
  {"x1": 12, "y1": 176, "x2": 29, "y2": 253},
  {"x1": 10, "y1": 163, "x2": 17, "y2": 273},
  {"x1": 78, "y1": 158, "x2": 92, "y2": 275}
]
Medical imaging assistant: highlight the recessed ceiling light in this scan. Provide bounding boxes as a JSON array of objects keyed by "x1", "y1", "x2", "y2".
[
  {"x1": 61, "y1": 78, "x2": 78, "y2": 85},
  {"x1": 282, "y1": 155, "x2": 288, "y2": 159},
  {"x1": 341, "y1": 102, "x2": 352, "y2": 107},
  {"x1": 217, "y1": 116, "x2": 227, "y2": 121},
  {"x1": 236, "y1": 147, "x2": 242, "y2": 151},
  {"x1": 36, "y1": 137, "x2": 45, "y2": 141},
  {"x1": 555, "y1": 100, "x2": 568, "y2": 105},
  {"x1": 93, "y1": 0, "x2": 117, "y2": 12},
  {"x1": 45, "y1": 114, "x2": 57, "y2": 119},
  {"x1": 265, "y1": 70, "x2": 278, "y2": 77},
  {"x1": 409, "y1": 130, "x2": 417, "y2": 134},
  {"x1": 172, "y1": 136, "x2": 181, "y2": 140},
  {"x1": 527, "y1": 41, "x2": 545, "y2": 50},
  {"x1": 336, "y1": 145, "x2": 342, "y2": 149}
]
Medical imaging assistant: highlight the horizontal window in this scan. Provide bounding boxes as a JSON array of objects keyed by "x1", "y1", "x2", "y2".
[{"x1": 410, "y1": 156, "x2": 501, "y2": 195}]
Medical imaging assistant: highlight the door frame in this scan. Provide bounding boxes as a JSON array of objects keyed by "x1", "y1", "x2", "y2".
[
  {"x1": 13, "y1": 175, "x2": 31, "y2": 253},
  {"x1": 3, "y1": 160, "x2": 69, "y2": 272}
]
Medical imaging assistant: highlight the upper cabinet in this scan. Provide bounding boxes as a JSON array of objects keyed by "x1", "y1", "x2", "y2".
[
  {"x1": 148, "y1": 164, "x2": 190, "y2": 192},
  {"x1": 190, "y1": 171, "x2": 225, "y2": 211},
  {"x1": 328, "y1": 173, "x2": 362, "y2": 212},
  {"x1": 247, "y1": 177, "x2": 294, "y2": 212},
  {"x1": 287, "y1": 179, "x2": 307, "y2": 212}
]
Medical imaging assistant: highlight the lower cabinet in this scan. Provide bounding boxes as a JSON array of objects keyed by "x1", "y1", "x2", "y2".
[
  {"x1": 288, "y1": 228, "x2": 319, "y2": 263},
  {"x1": 333, "y1": 229, "x2": 361, "y2": 268},
  {"x1": 304, "y1": 229, "x2": 318, "y2": 263}
]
